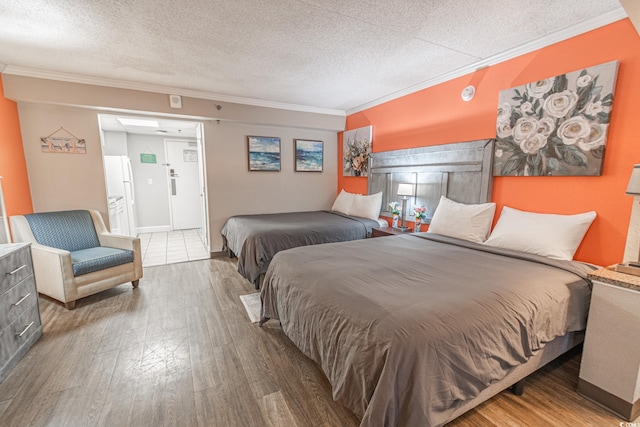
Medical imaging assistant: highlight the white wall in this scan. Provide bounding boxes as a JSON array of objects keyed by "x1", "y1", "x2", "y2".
[
  {"x1": 7, "y1": 77, "x2": 341, "y2": 253},
  {"x1": 102, "y1": 131, "x2": 128, "y2": 156}
]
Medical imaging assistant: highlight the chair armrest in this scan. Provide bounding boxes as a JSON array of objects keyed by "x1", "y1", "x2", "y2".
[
  {"x1": 29, "y1": 243, "x2": 77, "y2": 302},
  {"x1": 97, "y1": 232, "x2": 139, "y2": 251}
]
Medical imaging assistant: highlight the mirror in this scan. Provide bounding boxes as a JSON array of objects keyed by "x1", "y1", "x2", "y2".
[{"x1": 0, "y1": 177, "x2": 11, "y2": 244}]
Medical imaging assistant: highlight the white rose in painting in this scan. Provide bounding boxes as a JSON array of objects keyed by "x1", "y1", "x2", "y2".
[
  {"x1": 543, "y1": 90, "x2": 579, "y2": 118},
  {"x1": 557, "y1": 116, "x2": 591, "y2": 146},
  {"x1": 520, "y1": 134, "x2": 547, "y2": 154},
  {"x1": 526, "y1": 78, "x2": 555, "y2": 98},
  {"x1": 585, "y1": 101, "x2": 603, "y2": 116},
  {"x1": 521, "y1": 102, "x2": 533, "y2": 114},
  {"x1": 495, "y1": 148, "x2": 503, "y2": 158},
  {"x1": 576, "y1": 74, "x2": 593, "y2": 88},
  {"x1": 577, "y1": 123, "x2": 608, "y2": 151},
  {"x1": 497, "y1": 103, "x2": 511, "y2": 122},
  {"x1": 496, "y1": 121, "x2": 512, "y2": 138},
  {"x1": 512, "y1": 117, "x2": 539, "y2": 143},
  {"x1": 537, "y1": 117, "x2": 555, "y2": 137}
]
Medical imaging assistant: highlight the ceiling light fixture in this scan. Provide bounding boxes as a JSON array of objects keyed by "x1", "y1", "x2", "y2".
[{"x1": 117, "y1": 118, "x2": 160, "y2": 127}]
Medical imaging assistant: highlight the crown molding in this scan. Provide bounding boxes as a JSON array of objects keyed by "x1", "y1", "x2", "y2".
[
  {"x1": 346, "y1": 8, "x2": 628, "y2": 115},
  {"x1": 1, "y1": 65, "x2": 346, "y2": 117}
]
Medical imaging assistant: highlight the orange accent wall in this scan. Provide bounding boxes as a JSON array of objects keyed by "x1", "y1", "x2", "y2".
[
  {"x1": 339, "y1": 19, "x2": 640, "y2": 267},
  {"x1": 0, "y1": 74, "x2": 33, "y2": 217}
]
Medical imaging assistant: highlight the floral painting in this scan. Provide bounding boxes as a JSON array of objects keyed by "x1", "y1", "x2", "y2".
[
  {"x1": 343, "y1": 125, "x2": 372, "y2": 177},
  {"x1": 494, "y1": 60, "x2": 618, "y2": 176}
]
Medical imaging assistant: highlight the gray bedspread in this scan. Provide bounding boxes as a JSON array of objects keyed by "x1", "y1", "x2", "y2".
[
  {"x1": 220, "y1": 210, "x2": 380, "y2": 285},
  {"x1": 261, "y1": 233, "x2": 594, "y2": 426}
]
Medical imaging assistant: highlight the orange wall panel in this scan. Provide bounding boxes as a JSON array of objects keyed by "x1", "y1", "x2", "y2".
[
  {"x1": 339, "y1": 19, "x2": 640, "y2": 267},
  {"x1": 0, "y1": 74, "x2": 33, "y2": 216}
]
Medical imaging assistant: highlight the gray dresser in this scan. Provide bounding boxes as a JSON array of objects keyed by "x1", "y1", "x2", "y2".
[{"x1": 0, "y1": 243, "x2": 42, "y2": 383}]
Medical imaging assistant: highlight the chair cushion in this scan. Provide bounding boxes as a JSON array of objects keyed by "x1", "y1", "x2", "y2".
[
  {"x1": 71, "y1": 247, "x2": 134, "y2": 276},
  {"x1": 25, "y1": 210, "x2": 100, "y2": 252}
]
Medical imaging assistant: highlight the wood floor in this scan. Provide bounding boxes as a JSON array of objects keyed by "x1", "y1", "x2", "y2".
[{"x1": 0, "y1": 257, "x2": 627, "y2": 426}]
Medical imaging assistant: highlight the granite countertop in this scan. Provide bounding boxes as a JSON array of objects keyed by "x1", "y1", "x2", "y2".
[{"x1": 588, "y1": 265, "x2": 640, "y2": 292}]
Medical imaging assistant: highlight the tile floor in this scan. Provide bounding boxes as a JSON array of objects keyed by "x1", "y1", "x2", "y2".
[{"x1": 138, "y1": 229, "x2": 210, "y2": 267}]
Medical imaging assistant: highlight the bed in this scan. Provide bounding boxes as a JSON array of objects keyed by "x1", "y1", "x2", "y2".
[
  {"x1": 258, "y1": 139, "x2": 597, "y2": 426},
  {"x1": 221, "y1": 210, "x2": 382, "y2": 288},
  {"x1": 260, "y1": 232, "x2": 594, "y2": 426}
]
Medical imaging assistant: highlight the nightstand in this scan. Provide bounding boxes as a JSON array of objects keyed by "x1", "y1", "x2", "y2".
[
  {"x1": 371, "y1": 227, "x2": 412, "y2": 237},
  {"x1": 577, "y1": 266, "x2": 640, "y2": 421}
]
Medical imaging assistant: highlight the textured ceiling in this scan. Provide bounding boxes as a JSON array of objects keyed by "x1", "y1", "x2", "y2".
[{"x1": 0, "y1": 0, "x2": 626, "y2": 113}]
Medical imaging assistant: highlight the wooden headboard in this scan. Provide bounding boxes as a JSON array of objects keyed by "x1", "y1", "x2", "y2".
[{"x1": 368, "y1": 139, "x2": 494, "y2": 222}]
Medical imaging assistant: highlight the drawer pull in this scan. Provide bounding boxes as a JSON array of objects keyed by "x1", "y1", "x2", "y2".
[
  {"x1": 7, "y1": 264, "x2": 27, "y2": 275},
  {"x1": 16, "y1": 321, "x2": 35, "y2": 338},
  {"x1": 13, "y1": 293, "x2": 31, "y2": 306}
]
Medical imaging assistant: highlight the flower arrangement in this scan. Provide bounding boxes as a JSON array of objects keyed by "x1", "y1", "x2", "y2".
[
  {"x1": 413, "y1": 206, "x2": 427, "y2": 220},
  {"x1": 388, "y1": 201, "x2": 400, "y2": 215},
  {"x1": 494, "y1": 61, "x2": 616, "y2": 176}
]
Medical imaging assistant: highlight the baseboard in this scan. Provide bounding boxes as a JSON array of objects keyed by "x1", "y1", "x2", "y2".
[
  {"x1": 577, "y1": 378, "x2": 640, "y2": 421},
  {"x1": 136, "y1": 225, "x2": 172, "y2": 234},
  {"x1": 210, "y1": 251, "x2": 227, "y2": 259}
]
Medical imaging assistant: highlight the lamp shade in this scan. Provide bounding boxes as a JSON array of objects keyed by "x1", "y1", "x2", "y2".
[
  {"x1": 397, "y1": 183, "x2": 414, "y2": 197},
  {"x1": 626, "y1": 165, "x2": 640, "y2": 195}
]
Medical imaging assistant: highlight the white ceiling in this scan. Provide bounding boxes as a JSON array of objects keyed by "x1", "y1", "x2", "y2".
[
  {"x1": 99, "y1": 114, "x2": 199, "y2": 138},
  {"x1": 0, "y1": 0, "x2": 627, "y2": 114}
]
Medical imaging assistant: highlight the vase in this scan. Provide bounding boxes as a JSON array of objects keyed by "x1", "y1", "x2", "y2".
[
  {"x1": 414, "y1": 218, "x2": 422, "y2": 232},
  {"x1": 392, "y1": 214, "x2": 399, "y2": 228}
]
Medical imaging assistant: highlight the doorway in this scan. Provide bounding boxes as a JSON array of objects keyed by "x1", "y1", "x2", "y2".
[{"x1": 98, "y1": 114, "x2": 210, "y2": 267}]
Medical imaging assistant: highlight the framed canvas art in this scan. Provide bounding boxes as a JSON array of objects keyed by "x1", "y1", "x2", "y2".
[
  {"x1": 247, "y1": 136, "x2": 281, "y2": 171},
  {"x1": 343, "y1": 125, "x2": 372, "y2": 177},
  {"x1": 295, "y1": 139, "x2": 323, "y2": 172},
  {"x1": 494, "y1": 60, "x2": 618, "y2": 176}
]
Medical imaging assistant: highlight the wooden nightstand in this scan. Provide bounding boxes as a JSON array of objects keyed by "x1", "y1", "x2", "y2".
[
  {"x1": 371, "y1": 227, "x2": 412, "y2": 237},
  {"x1": 577, "y1": 266, "x2": 640, "y2": 421}
]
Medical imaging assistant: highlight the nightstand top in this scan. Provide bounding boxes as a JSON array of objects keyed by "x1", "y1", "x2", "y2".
[{"x1": 588, "y1": 266, "x2": 640, "y2": 292}]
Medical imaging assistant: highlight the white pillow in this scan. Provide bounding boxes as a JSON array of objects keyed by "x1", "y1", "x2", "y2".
[
  {"x1": 484, "y1": 206, "x2": 596, "y2": 260},
  {"x1": 349, "y1": 192, "x2": 383, "y2": 220},
  {"x1": 331, "y1": 189, "x2": 357, "y2": 215},
  {"x1": 427, "y1": 196, "x2": 496, "y2": 243}
]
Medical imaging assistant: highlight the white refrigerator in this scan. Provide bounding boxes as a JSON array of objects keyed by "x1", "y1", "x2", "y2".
[{"x1": 104, "y1": 155, "x2": 137, "y2": 237}]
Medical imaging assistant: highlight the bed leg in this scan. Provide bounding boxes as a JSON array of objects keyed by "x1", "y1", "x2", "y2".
[
  {"x1": 511, "y1": 379, "x2": 525, "y2": 396},
  {"x1": 259, "y1": 317, "x2": 270, "y2": 327}
]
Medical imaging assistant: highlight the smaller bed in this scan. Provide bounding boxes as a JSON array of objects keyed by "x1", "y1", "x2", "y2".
[{"x1": 221, "y1": 210, "x2": 382, "y2": 288}]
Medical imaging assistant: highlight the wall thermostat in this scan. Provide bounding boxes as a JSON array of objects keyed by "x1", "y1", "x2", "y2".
[{"x1": 169, "y1": 95, "x2": 182, "y2": 108}]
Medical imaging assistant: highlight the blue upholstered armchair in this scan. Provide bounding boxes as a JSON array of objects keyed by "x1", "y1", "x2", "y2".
[{"x1": 10, "y1": 209, "x2": 142, "y2": 309}]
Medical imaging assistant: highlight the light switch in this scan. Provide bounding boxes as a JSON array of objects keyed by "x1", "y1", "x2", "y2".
[{"x1": 147, "y1": 178, "x2": 153, "y2": 185}]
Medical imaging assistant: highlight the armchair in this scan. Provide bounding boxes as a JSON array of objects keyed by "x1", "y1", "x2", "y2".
[{"x1": 10, "y1": 209, "x2": 142, "y2": 309}]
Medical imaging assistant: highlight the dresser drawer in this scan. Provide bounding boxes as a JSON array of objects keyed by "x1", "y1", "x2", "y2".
[
  {"x1": 0, "y1": 276, "x2": 37, "y2": 327},
  {"x1": 0, "y1": 246, "x2": 34, "y2": 294},
  {"x1": 0, "y1": 302, "x2": 41, "y2": 365}
]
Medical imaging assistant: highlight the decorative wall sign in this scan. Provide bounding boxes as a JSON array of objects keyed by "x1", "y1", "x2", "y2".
[
  {"x1": 295, "y1": 139, "x2": 323, "y2": 172},
  {"x1": 247, "y1": 136, "x2": 281, "y2": 171},
  {"x1": 40, "y1": 126, "x2": 86, "y2": 154},
  {"x1": 494, "y1": 60, "x2": 618, "y2": 176},
  {"x1": 343, "y1": 125, "x2": 372, "y2": 177},
  {"x1": 140, "y1": 153, "x2": 157, "y2": 164}
]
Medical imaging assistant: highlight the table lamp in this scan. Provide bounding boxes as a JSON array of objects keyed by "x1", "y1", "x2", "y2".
[
  {"x1": 616, "y1": 165, "x2": 640, "y2": 276},
  {"x1": 395, "y1": 183, "x2": 414, "y2": 232}
]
